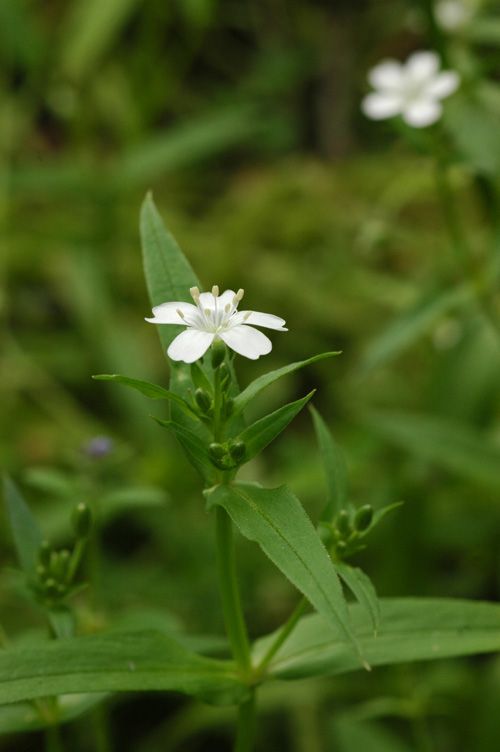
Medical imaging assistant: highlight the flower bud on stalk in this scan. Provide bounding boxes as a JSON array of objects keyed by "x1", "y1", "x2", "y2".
[
  {"x1": 195, "y1": 388, "x2": 212, "y2": 414},
  {"x1": 354, "y1": 505, "x2": 374, "y2": 532},
  {"x1": 336, "y1": 509, "x2": 352, "y2": 538},
  {"x1": 72, "y1": 502, "x2": 92, "y2": 539},
  {"x1": 211, "y1": 341, "x2": 226, "y2": 369},
  {"x1": 229, "y1": 440, "x2": 246, "y2": 464}
]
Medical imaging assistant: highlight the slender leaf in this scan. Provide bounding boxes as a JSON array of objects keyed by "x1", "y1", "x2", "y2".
[
  {"x1": 238, "y1": 391, "x2": 315, "y2": 462},
  {"x1": 310, "y1": 406, "x2": 348, "y2": 519},
  {"x1": 365, "y1": 411, "x2": 500, "y2": 490},
  {"x1": 253, "y1": 598, "x2": 500, "y2": 679},
  {"x1": 0, "y1": 694, "x2": 109, "y2": 735},
  {"x1": 92, "y1": 374, "x2": 197, "y2": 417},
  {"x1": 3, "y1": 477, "x2": 42, "y2": 578},
  {"x1": 207, "y1": 482, "x2": 362, "y2": 662},
  {"x1": 336, "y1": 563, "x2": 380, "y2": 634},
  {"x1": 233, "y1": 352, "x2": 340, "y2": 415},
  {"x1": 154, "y1": 418, "x2": 215, "y2": 483},
  {"x1": 0, "y1": 631, "x2": 246, "y2": 707}
]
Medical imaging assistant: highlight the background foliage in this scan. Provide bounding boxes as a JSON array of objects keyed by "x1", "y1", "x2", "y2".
[{"x1": 1, "y1": 0, "x2": 500, "y2": 750}]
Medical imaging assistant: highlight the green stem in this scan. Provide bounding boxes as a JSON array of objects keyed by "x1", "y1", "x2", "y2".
[
  {"x1": 215, "y1": 506, "x2": 251, "y2": 673},
  {"x1": 45, "y1": 723, "x2": 64, "y2": 752},
  {"x1": 213, "y1": 366, "x2": 223, "y2": 442},
  {"x1": 235, "y1": 692, "x2": 257, "y2": 752},
  {"x1": 255, "y1": 597, "x2": 308, "y2": 677},
  {"x1": 434, "y1": 159, "x2": 469, "y2": 271}
]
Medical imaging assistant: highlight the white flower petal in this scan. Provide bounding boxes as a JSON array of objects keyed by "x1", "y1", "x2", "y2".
[
  {"x1": 403, "y1": 98, "x2": 442, "y2": 127},
  {"x1": 368, "y1": 60, "x2": 403, "y2": 91},
  {"x1": 198, "y1": 292, "x2": 216, "y2": 310},
  {"x1": 146, "y1": 301, "x2": 198, "y2": 324},
  {"x1": 220, "y1": 325, "x2": 272, "y2": 360},
  {"x1": 235, "y1": 311, "x2": 288, "y2": 331},
  {"x1": 405, "y1": 51, "x2": 440, "y2": 83},
  {"x1": 361, "y1": 92, "x2": 402, "y2": 120},
  {"x1": 216, "y1": 289, "x2": 236, "y2": 309},
  {"x1": 426, "y1": 70, "x2": 460, "y2": 99},
  {"x1": 167, "y1": 329, "x2": 214, "y2": 363}
]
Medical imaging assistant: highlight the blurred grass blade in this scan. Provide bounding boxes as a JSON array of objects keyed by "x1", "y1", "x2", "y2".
[
  {"x1": 60, "y1": 0, "x2": 141, "y2": 81},
  {"x1": 336, "y1": 563, "x2": 380, "y2": 635},
  {"x1": 365, "y1": 411, "x2": 500, "y2": 490},
  {"x1": 0, "y1": 632, "x2": 246, "y2": 706},
  {"x1": 254, "y1": 598, "x2": 500, "y2": 679},
  {"x1": 334, "y1": 719, "x2": 412, "y2": 752},
  {"x1": 309, "y1": 406, "x2": 347, "y2": 519},
  {"x1": 207, "y1": 482, "x2": 363, "y2": 663},
  {"x1": 361, "y1": 286, "x2": 470, "y2": 373},
  {"x1": 3, "y1": 477, "x2": 42, "y2": 578},
  {"x1": 233, "y1": 352, "x2": 340, "y2": 415},
  {"x1": 93, "y1": 374, "x2": 198, "y2": 417},
  {"x1": 238, "y1": 391, "x2": 315, "y2": 462}
]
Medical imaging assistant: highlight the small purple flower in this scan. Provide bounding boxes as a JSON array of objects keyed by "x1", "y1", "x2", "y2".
[{"x1": 83, "y1": 436, "x2": 114, "y2": 459}]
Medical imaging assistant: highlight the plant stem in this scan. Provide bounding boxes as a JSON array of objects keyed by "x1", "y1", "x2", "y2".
[
  {"x1": 45, "y1": 724, "x2": 64, "y2": 752},
  {"x1": 215, "y1": 506, "x2": 251, "y2": 673},
  {"x1": 235, "y1": 692, "x2": 257, "y2": 752},
  {"x1": 255, "y1": 597, "x2": 308, "y2": 676},
  {"x1": 434, "y1": 159, "x2": 469, "y2": 271}
]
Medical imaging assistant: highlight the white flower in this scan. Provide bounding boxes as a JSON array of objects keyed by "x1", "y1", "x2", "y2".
[
  {"x1": 435, "y1": 0, "x2": 473, "y2": 31},
  {"x1": 146, "y1": 286, "x2": 287, "y2": 364},
  {"x1": 361, "y1": 51, "x2": 460, "y2": 128}
]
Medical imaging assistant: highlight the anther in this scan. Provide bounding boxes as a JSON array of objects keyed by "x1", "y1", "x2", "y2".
[
  {"x1": 235, "y1": 288, "x2": 244, "y2": 302},
  {"x1": 212, "y1": 285, "x2": 219, "y2": 297},
  {"x1": 176, "y1": 309, "x2": 185, "y2": 319},
  {"x1": 224, "y1": 303, "x2": 231, "y2": 313},
  {"x1": 189, "y1": 286, "x2": 200, "y2": 302},
  {"x1": 243, "y1": 312, "x2": 251, "y2": 321}
]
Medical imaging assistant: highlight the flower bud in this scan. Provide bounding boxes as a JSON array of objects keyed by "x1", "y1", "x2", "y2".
[
  {"x1": 195, "y1": 388, "x2": 211, "y2": 413},
  {"x1": 208, "y1": 443, "x2": 227, "y2": 468},
  {"x1": 336, "y1": 510, "x2": 352, "y2": 538},
  {"x1": 44, "y1": 578, "x2": 59, "y2": 599},
  {"x1": 354, "y1": 505, "x2": 374, "y2": 532},
  {"x1": 219, "y1": 362, "x2": 230, "y2": 388},
  {"x1": 211, "y1": 341, "x2": 226, "y2": 369},
  {"x1": 72, "y1": 502, "x2": 92, "y2": 538},
  {"x1": 229, "y1": 440, "x2": 246, "y2": 463}
]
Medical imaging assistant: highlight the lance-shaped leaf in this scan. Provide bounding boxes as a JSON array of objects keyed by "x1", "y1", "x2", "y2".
[
  {"x1": 336, "y1": 563, "x2": 380, "y2": 634},
  {"x1": 236, "y1": 391, "x2": 315, "y2": 462},
  {"x1": 253, "y1": 597, "x2": 500, "y2": 680},
  {"x1": 154, "y1": 417, "x2": 215, "y2": 484},
  {"x1": 0, "y1": 631, "x2": 246, "y2": 708},
  {"x1": 92, "y1": 374, "x2": 198, "y2": 418},
  {"x1": 309, "y1": 406, "x2": 348, "y2": 520},
  {"x1": 3, "y1": 477, "x2": 42, "y2": 579},
  {"x1": 207, "y1": 482, "x2": 363, "y2": 663},
  {"x1": 233, "y1": 352, "x2": 340, "y2": 415}
]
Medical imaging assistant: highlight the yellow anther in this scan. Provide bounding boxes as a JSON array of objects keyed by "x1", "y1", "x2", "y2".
[
  {"x1": 212, "y1": 285, "x2": 219, "y2": 297},
  {"x1": 189, "y1": 286, "x2": 200, "y2": 302},
  {"x1": 176, "y1": 308, "x2": 185, "y2": 319},
  {"x1": 243, "y1": 312, "x2": 251, "y2": 321},
  {"x1": 224, "y1": 303, "x2": 231, "y2": 313},
  {"x1": 236, "y1": 288, "x2": 244, "y2": 302}
]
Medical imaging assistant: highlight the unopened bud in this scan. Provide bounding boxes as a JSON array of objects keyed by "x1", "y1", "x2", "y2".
[
  {"x1": 208, "y1": 443, "x2": 226, "y2": 461},
  {"x1": 211, "y1": 341, "x2": 226, "y2": 369},
  {"x1": 229, "y1": 440, "x2": 246, "y2": 463},
  {"x1": 354, "y1": 505, "x2": 374, "y2": 532},
  {"x1": 44, "y1": 578, "x2": 59, "y2": 599},
  {"x1": 72, "y1": 503, "x2": 92, "y2": 538},
  {"x1": 336, "y1": 510, "x2": 352, "y2": 538},
  {"x1": 195, "y1": 388, "x2": 211, "y2": 413},
  {"x1": 224, "y1": 397, "x2": 234, "y2": 418}
]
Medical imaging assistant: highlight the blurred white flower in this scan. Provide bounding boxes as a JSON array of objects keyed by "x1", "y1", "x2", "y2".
[
  {"x1": 146, "y1": 286, "x2": 287, "y2": 363},
  {"x1": 362, "y1": 51, "x2": 460, "y2": 128},
  {"x1": 435, "y1": 0, "x2": 473, "y2": 31}
]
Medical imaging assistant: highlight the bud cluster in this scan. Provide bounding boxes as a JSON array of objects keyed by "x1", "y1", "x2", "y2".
[
  {"x1": 322, "y1": 504, "x2": 374, "y2": 561},
  {"x1": 32, "y1": 502, "x2": 92, "y2": 607},
  {"x1": 209, "y1": 439, "x2": 246, "y2": 470}
]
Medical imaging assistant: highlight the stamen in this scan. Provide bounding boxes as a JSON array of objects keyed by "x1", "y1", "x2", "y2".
[
  {"x1": 190, "y1": 286, "x2": 200, "y2": 303},
  {"x1": 204, "y1": 308, "x2": 212, "y2": 318},
  {"x1": 235, "y1": 288, "x2": 244, "y2": 302},
  {"x1": 243, "y1": 312, "x2": 251, "y2": 321},
  {"x1": 212, "y1": 285, "x2": 219, "y2": 297},
  {"x1": 224, "y1": 303, "x2": 231, "y2": 313},
  {"x1": 176, "y1": 309, "x2": 185, "y2": 319}
]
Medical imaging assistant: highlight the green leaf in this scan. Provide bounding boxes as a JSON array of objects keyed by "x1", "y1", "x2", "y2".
[
  {"x1": 309, "y1": 406, "x2": 347, "y2": 519},
  {"x1": 92, "y1": 374, "x2": 198, "y2": 417},
  {"x1": 0, "y1": 694, "x2": 109, "y2": 734},
  {"x1": 0, "y1": 631, "x2": 246, "y2": 707},
  {"x1": 207, "y1": 482, "x2": 362, "y2": 662},
  {"x1": 365, "y1": 411, "x2": 500, "y2": 490},
  {"x1": 154, "y1": 418, "x2": 215, "y2": 483},
  {"x1": 140, "y1": 193, "x2": 200, "y2": 356},
  {"x1": 336, "y1": 563, "x2": 380, "y2": 635},
  {"x1": 233, "y1": 351, "x2": 340, "y2": 415},
  {"x1": 361, "y1": 286, "x2": 469, "y2": 373},
  {"x1": 254, "y1": 598, "x2": 500, "y2": 680},
  {"x1": 3, "y1": 477, "x2": 42, "y2": 578},
  {"x1": 237, "y1": 391, "x2": 315, "y2": 462}
]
